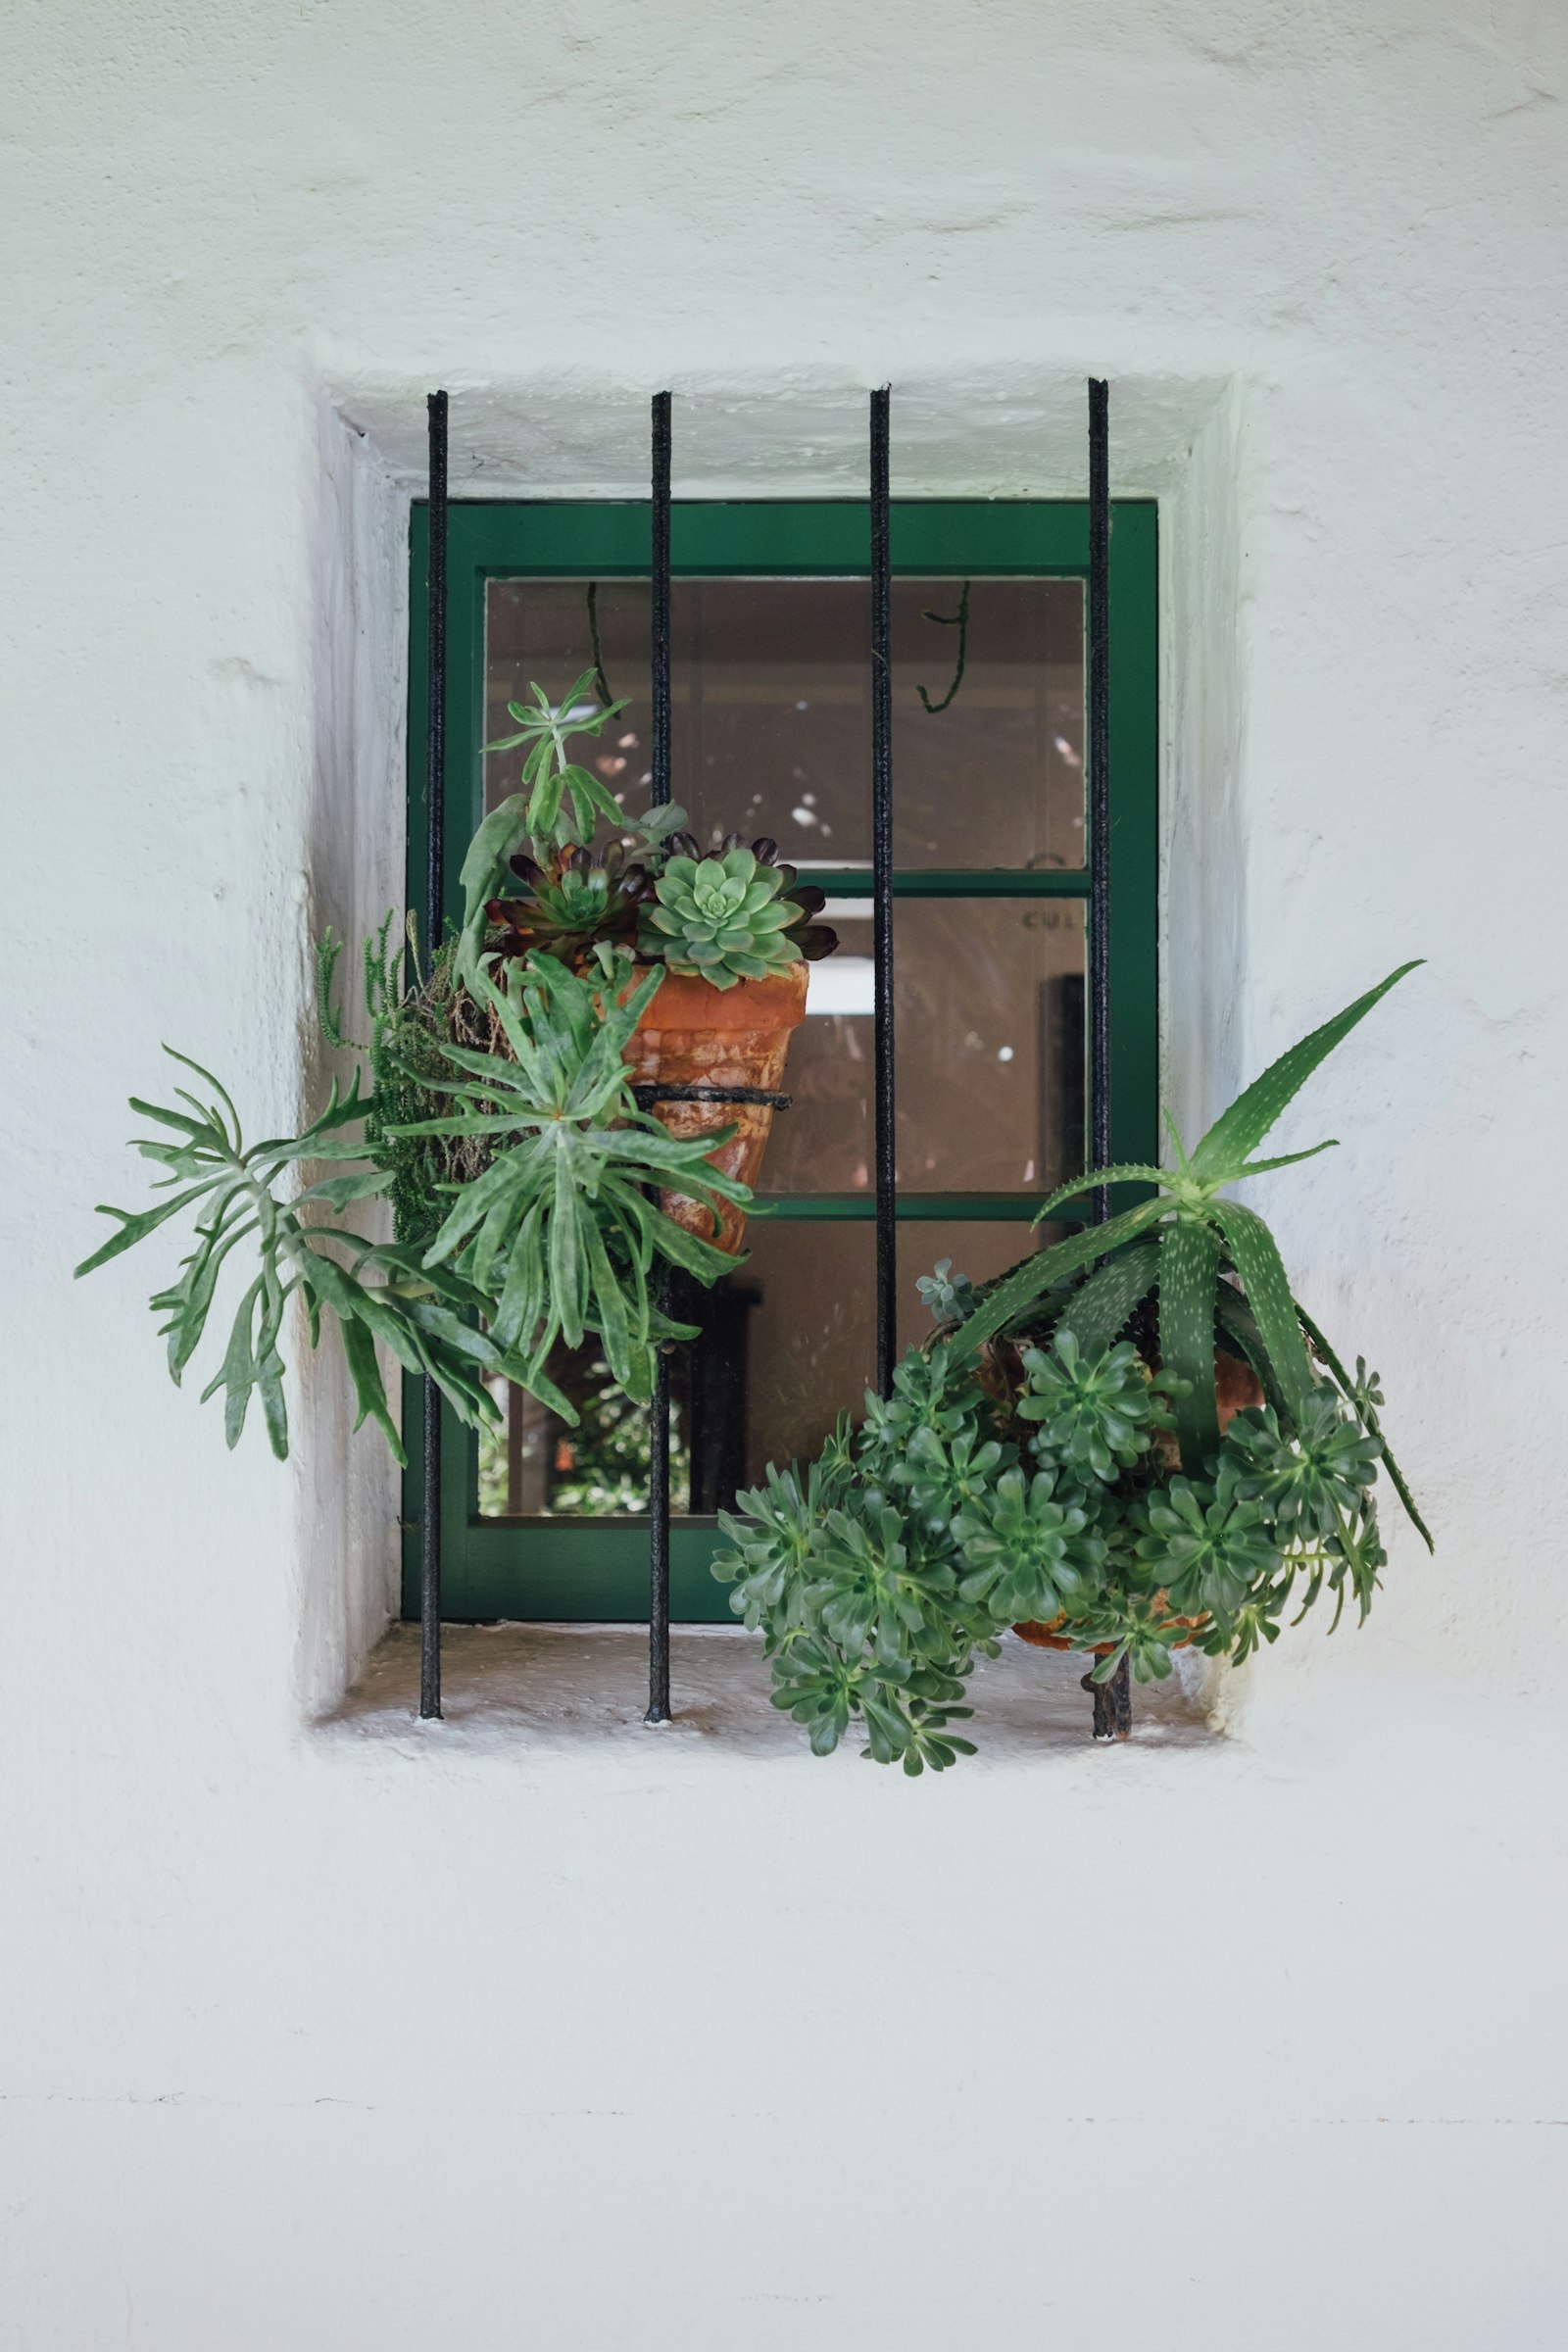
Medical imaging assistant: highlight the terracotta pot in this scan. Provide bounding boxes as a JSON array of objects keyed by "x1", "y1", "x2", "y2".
[
  {"x1": 622, "y1": 962, "x2": 809, "y2": 1255},
  {"x1": 1012, "y1": 1604, "x2": 1208, "y2": 1655},
  {"x1": 1015, "y1": 1348, "x2": 1264, "y2": 1650}
]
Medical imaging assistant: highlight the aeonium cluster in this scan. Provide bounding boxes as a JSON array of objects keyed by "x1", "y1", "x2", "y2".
[
  {"x1": 715, "y1": 962, "x2": 1432, "y2": 1772},
  {"x1": 713, "y1": 1309, "x2": 1389, "y2": 1775}
]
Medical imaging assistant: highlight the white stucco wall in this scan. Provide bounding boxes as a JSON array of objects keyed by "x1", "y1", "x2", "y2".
[{"x1": 4, "y1": 4, "x2": 1566, "y2": 2344}]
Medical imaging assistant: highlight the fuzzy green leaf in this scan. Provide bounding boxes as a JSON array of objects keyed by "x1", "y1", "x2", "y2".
[
  {"x1": 74, "y1": 1181, "x2": 224, "y2": 1277},
  {"x1": 338, "y1": 1314, "x2": 406, "y2": 1465}
]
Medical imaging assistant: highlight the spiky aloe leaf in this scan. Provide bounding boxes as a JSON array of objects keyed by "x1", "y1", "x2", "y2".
[
  {"x1": 1294, "y1": 1298, "x2": 1433, "y2": 1552},
  {"x1": 1159, "y1": 1216, "x2": 1220, "y2": 1472},
  {"x1": 1030, "y1": 1164, "x2": 1167, "y2": 1227},
  {"x1": 1208, "y1": 1199, "x2": 1314, "y2": 1422},
  {"x1": 1212, "y1": 1282, "x2": 1288, "y2": 1419},
  {"x1": 1190, "y1": 963, "x2": 1420, "y2": 1183},
  {"x1": 956, "y1": 1199, "x2": 1171, "y2": 1360},
  {"x1": 1054, "y1": 1242, "x2": 1160, "y2": 1356}
]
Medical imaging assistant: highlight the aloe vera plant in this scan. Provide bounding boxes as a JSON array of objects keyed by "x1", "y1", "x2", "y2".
[{"x1": 715, "y1": 964, "x2": 1432, "y2": 1771}]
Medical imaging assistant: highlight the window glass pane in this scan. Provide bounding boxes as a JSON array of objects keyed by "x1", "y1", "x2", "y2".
[
  {"x1": 483, "y1": 576, "x2": 1085, "y2": 869},
  {"x1": 475, "y1": 1220, "x2": 1065, "y2": 1520},
  {"x1": 475, "y1": 1229, "x2": 869, "y2": 1521},
  {"x1": 764, "y1": 897, "x2": 1086, "y2": 1196}
]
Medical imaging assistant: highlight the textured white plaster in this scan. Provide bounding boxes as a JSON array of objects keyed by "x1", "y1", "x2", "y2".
[{"x1": 3, "y1": 1, "x2": 1567, "y2": 2341}]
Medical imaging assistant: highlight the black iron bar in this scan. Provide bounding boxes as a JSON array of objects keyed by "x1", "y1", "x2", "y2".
[
  {"x1": 1087, "y1": 375, "x2": 1130, "y2": 1741},
  {"x1": 651, "y1": 392, "x2": 672, "y2": 808},
  {"x1": 646, "y1": 390, "x2": 674, "y2": 1726},
  {"x1": 631, "y1": 1083, "x2": 792, "y2": 1110},
  {"x1": 1087, "y1": 377, "x2": 1112, "y2": 1212},
  {"x1": 870, "y1": 387, "x2": 897, "y2": 1397},
  {"x1": 419, "y1": 389, "x2": 449, "y2": 1723}
]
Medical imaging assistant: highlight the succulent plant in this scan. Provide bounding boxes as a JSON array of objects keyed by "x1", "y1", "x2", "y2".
[
  {"x1": 486, "y1": 841, "x2": 659, "y2": 972},
  {"x1": 482, "y1": 667, "x2": 632, "y2": 849},
  {"x1": 639, "y1": 840, "x2": 836, "y2": 990},
  {"x1": 714, "y1": 963, "x2": 1433, "y2": 1771}
]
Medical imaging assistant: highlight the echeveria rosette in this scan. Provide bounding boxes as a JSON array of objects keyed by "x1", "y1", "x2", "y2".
[
  {"x1": 1222, "y1": 1387, "x2": 1382, "y2": 1541},
  {"x1": 953, "y1": 1466, "x2": 1103, "y2": 1626},
  {"x1": 1017, "y1": 1329, "x2": 1175, "y2": 1482},
  {"x1": 1134, "y1": 1478, "x2": 1282, "y2": 1623},
  {"x1": 640, "y1": 843, "x2": 837, "y2": 988},
  {"x1": 881, "y1": 1421, "x2": 1013, "y2": 1535},
  {"x1": 916, "y1": 1256, "x2": 978, "y2": 1326}
]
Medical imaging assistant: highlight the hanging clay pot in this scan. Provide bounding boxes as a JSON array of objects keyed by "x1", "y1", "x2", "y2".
[
  {"x1": 622, "y1": 962, "x2": 809, "y2": 1255},
  {"x1": 1014, "y1": 1349, "x2": 1266, "y2": 1653}
]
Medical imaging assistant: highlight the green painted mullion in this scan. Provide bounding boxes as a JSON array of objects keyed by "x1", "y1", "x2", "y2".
[
  {"x1": 754, "y1": 1193, "x2": 1040, "y2": 1221},
  {"x1": 1104, "y1": 503, "x2": 1158, "y2": 1173},
  {"x1": 806, "y1": 868, "x2": 1090, "y2": 899}
]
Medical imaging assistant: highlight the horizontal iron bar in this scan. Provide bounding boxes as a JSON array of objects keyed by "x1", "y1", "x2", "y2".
[{"x1": 632, "y1": 1083, "x2": 792, "y2": 1109}]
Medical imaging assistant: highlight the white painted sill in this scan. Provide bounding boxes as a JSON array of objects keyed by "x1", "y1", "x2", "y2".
[{"x1": 318, "y1": 1622, "x2": 1217, "y2": 1759}]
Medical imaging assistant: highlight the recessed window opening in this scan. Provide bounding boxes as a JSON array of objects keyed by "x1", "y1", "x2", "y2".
[{"x1": 405, "y1": 500, "x2": 1157, "y2": 1625}]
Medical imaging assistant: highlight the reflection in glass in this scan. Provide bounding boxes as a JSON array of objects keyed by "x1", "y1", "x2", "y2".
[
  {"x1": 766, "y1": 899, "x2": 1085, "y2": 1196},
  {"x1": 484, "y1": 576, "x2": 1085, "y2": 870},
  {"x1": 475, "y1": 1221, "x2": 1063, "y2": 1518},
  {"x1": 477, "y1": 567, "x2": 1089, "y2": 1529}
]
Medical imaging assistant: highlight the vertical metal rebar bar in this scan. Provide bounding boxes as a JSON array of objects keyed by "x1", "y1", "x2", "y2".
[
  {"x1": 870, "y1": 387, "x2": 897, "y2": 1397},
  {"x1": 1087, "y1": 375, "x2": 1130, "y2": 1740},
  {"x1": 645, "y1": 390, "x2": 674, "y2": 1725},
  {"x1": 419, "y1": 388, "x2": 449, "y2": 1723},
  {"x1": 1087, "y1": 377, "x2": 1112, "y2": 1213}
]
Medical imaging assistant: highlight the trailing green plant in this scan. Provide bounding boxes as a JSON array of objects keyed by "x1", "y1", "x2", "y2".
[
  {"x1": 317, "y1": 914, "x2": 508, "y2": 1250},
  {"x1": 715, "y1": 963, "x2": 1432, "y2": 1771},
  {"x1": 77, "y1": 942, "x2": 755, "y2": 1456},
  {"x1": 72, "y1": 1054, "x2": 533, "y2": 1464}
]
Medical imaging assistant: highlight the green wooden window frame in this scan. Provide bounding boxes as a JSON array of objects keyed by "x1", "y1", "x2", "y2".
[{"x1": 403, "y1": 499, "x2": 1158, "y2": 1622}]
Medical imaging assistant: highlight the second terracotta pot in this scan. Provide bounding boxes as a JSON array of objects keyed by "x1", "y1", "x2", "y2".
[{"x1": 623, "y1": 961, "x2": 809, "y2": 1255}]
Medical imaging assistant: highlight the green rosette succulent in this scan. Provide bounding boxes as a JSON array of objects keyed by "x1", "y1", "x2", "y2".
[{"x1": 639, "y1": 844, "x2": 807, "y2": 989}]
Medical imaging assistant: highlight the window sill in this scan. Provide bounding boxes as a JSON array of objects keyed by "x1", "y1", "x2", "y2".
[{"x1": 320, "y1": 1623, "x2": 1215, "y2": 1759}]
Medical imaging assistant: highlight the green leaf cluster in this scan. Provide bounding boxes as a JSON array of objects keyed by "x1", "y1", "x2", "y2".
[
  {"x1": 389, "y1": 952, "x2": 750, "y2": 1412},
  {"x1": 482, "y1": 667, "x2": 633, "y2": 850},
  {"x1": 79, "y1": 943, "x2": 756, "y2": 1459},
  {"x1": 74, "y1": 1054, "x2": 533, "y2": 1464},
  {"x1": 715, "y1": 964, "x2": 1432, "y2": 1767}
]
